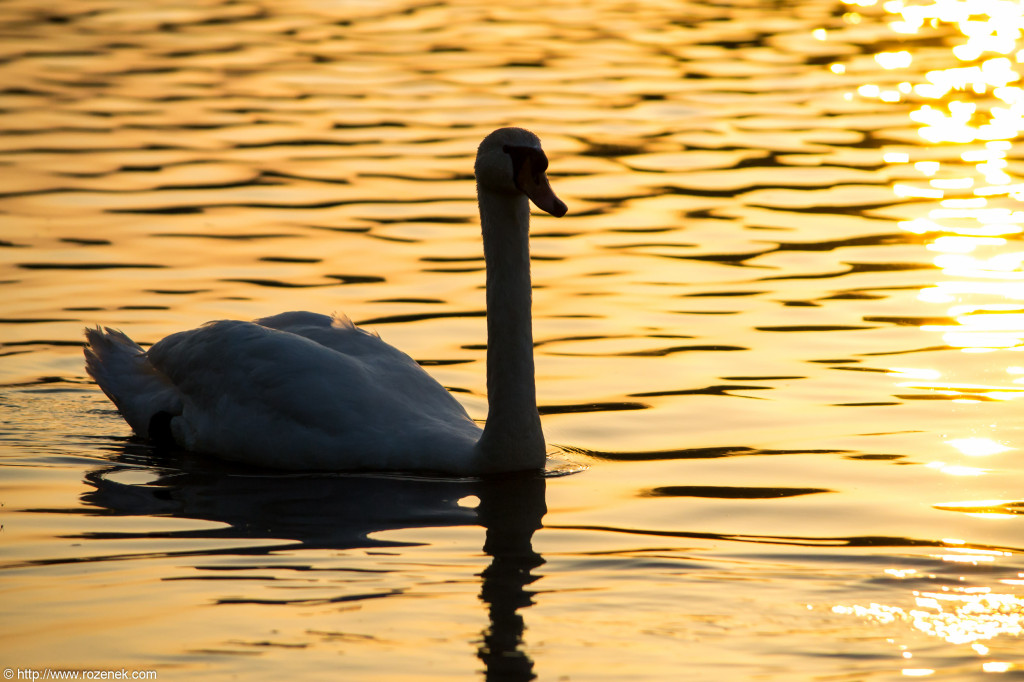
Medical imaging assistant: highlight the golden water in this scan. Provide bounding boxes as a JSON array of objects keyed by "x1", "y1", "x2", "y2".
[{"x1": 2, "y1": 0, "x2": 1024, "y2": 678}]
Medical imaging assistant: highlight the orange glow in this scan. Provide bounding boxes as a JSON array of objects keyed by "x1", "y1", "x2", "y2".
[{"x1": 880, "y1": 0, "x2": 1024, "y2": 354}]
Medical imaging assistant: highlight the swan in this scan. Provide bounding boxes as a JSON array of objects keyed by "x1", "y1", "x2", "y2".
[{"x1": 84, "y1": 127, "x2": 567, "y2": 475}]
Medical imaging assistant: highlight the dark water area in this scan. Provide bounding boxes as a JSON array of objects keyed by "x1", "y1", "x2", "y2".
[{"x1": 2, "y1": 0, "x2": 1024, "y2": 679}]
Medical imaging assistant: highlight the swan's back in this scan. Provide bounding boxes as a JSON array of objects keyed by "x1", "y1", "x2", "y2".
[{"x1": 89, "y1": 313, "x2": 482, "y2": 471}]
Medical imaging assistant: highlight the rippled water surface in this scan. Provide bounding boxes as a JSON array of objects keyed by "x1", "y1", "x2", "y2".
[{"x1": 3, "y1": 0, "x2": 1024, "y2": 678}]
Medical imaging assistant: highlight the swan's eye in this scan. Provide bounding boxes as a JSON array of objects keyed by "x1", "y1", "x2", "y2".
[{"x1": 503, "y1": 145, "x2": 548, "y2": 190}]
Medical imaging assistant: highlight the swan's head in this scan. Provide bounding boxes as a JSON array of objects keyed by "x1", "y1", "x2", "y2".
[{"x1": 475, "y1": 127, "x2": 568, "y2": 218}]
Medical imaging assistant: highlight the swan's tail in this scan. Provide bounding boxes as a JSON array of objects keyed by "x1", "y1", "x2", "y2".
[{"x1": 84, "y1": 326, "x2": 180, "y2": 438}]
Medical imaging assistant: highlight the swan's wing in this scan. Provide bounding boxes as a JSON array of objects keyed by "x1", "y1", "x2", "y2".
[
  {"x1": 254, "y1": 310, "x2": 472, "y2": 416},
  {"x1": 254, "y1": 311, "x2": 379, "y2": 351},
  {"x1": 146, "y1": 318, "x2": 479, "y2": 469}
]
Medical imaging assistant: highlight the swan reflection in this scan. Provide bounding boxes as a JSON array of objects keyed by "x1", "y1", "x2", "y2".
[{"x1": 82, "y1": 453, "x2": 547, "y2": 681}]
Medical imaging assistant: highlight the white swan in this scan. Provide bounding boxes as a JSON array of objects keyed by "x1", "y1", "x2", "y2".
[{"x1": 84, "y1": 127, "x2": 567, "y2": 475}]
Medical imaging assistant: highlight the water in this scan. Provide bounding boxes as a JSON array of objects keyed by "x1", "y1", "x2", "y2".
[{"x1": 2, "y1": 0, "x2": 1024, "y2": 678}]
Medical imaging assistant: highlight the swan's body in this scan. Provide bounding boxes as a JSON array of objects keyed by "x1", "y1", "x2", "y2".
[{"x1": 84, "y1": 128, "x2": 566, "y2": 475}]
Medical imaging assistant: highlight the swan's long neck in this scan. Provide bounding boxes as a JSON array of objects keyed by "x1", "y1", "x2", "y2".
[{"x1": 473, "y1": 184, "x2": 546, "y2": 472}]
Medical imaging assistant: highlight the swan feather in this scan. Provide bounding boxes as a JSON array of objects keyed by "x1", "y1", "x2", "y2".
[{"x1": 137, "y1": 315, "x2": 481, "y2": 470}]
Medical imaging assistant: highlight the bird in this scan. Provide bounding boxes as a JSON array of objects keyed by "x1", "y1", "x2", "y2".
[{"x1": 84, "y1": 127, "x2": 567, "y2": 475}]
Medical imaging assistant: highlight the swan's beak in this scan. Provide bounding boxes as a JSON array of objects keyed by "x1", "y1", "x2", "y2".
[
  {"x1": 504, "y1": 143, "x2": 568, "y2": 218},
  {"x1": 518, "y1": 166, "x2": 568, "y2": 218}
]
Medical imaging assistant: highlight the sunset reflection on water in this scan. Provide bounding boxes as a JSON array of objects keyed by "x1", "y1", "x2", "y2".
[
  {"x1": 827, "y1": 1, "x2": 1024, "y2": 673},
  {"x1": 855, "y1": 0, "x2": 1024, "y2": 382},
  {"x1": 3, "y1": 0, "x2": 1024, "y2": 678}
]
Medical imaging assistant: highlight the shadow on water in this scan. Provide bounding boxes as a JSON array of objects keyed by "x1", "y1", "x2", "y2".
[{"x1": 79, "y1": 449, "x2": 547, "y2": 681}]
